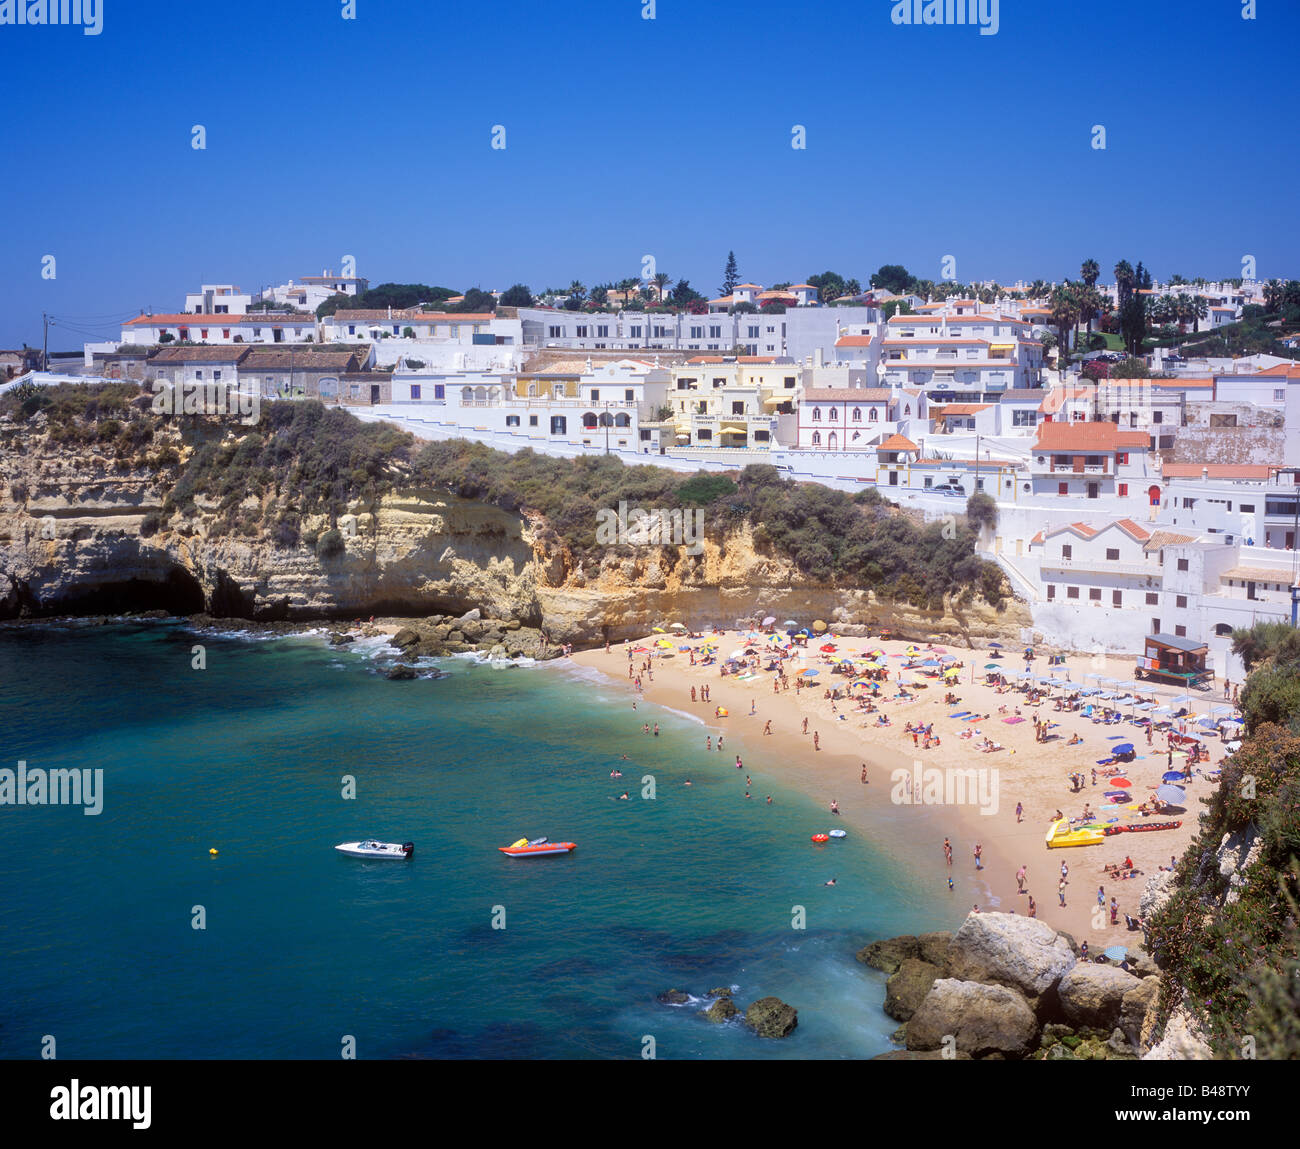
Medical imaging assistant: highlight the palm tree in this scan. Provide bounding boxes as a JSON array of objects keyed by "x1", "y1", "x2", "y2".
[
  {"x1": 1080, "y1": 259, "x2": 1100, "y2": 288},
  {"x1": 568, "y1": 280, "x2": 587, "y2": 302},
  {"x1": 1114, "y1": 260, "x2": 1135, "y2": 307},
  {"x1": 1049, "y1": 285, "x2": 1082, "y2": 379},
  {"x1": 652, "y1": 272, "x2": 671, "y2": 302}
]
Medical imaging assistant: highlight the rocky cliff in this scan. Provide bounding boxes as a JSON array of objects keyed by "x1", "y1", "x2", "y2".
[{"x1": 0, "y1": 413, "x2": 1031, "y2": 646}]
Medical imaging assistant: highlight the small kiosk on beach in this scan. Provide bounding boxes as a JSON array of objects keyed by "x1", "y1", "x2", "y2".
[{"x1": 1135, "y1": 633, "x2": 1214, "y2": 690}]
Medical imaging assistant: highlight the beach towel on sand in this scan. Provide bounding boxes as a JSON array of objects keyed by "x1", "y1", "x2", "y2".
[{"x1": 1003, "y1": 716, "x2": 1025, "y2": 724}]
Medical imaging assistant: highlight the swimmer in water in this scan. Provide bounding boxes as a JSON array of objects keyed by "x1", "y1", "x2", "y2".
[
  {"x1": 609, "y1": 769, "x2": 623, "y2": 778},
  {"x1": 824, "y1": 878, "x2": 837, "y2": 887},
  {"x1": 618, "y1": 792, "x2": 630, "y2": 800},
  {"x1": 684, "y1": 779, "x2": 691, "y2": 786}
]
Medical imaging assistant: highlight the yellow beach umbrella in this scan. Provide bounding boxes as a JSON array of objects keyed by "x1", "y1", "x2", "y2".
[
  {"x1": 652, "y1": 627, "x2": 666, "y2": 633},
  {"x1": 812, "y1": 620, "x2": 828, "y2": 633}
]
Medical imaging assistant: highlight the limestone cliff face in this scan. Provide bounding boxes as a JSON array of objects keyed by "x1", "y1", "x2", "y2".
[{"x1": 0, "y1": 429, "x2": 1029, "y2": 645}]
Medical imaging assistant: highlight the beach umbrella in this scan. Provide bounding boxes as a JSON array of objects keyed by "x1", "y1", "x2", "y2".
[
  {"x1": 921, "y1": 659, "x2": 940, "y2": 668},
  {"x1": 652, "y1": 627, "x2": 666, "y2": 633},
  {"x1": 812, "y1": 620, "x2": 827, "y2": 633},
  {"x1": 988, "y1": 641, "x2": 1003, "y2": 648},
  {"x1": 983, "y1": 663, "x2": 1001, "y2": 670},
  {"x1": 928, "y1": 633, "x2": 944, "y2": 641},
  {"x1": 677, "y1": 645, "x2": 692, "y2": 652},
  {"x1": 1104, "y1": 945, "x2": 1128, "y2": 961},
  {"x1": 800, "y1": 668, "x2": 819, "y2": 677},
  {"x1": 761, "y1": 616, "x2": 776, "y2": 626},
  {"x1": 1112, "y1": 743, "x2": 1135, "y2": 755},
  {"x1": 655, "y1": 638, "x2": 674, "y2": 648},
  {"x1": 1110, "y1": 778, "x2": 1132, "y2": 788},
  {"x1": 1156, "y1": 784, "x2": 1186, "y2": 804},
  {"x1": 820, "y1": 643, "x2": 837, "y2": 653},
  {"x1": 783, "y1": 619, "x2": 798, "y2": 627},
  {"x1": 1162, "y1": 771, "x2": 1186, "y2": 783},
  {"x1": 670, "y1": 622, "x2": 687, "y2": 630},
  {"x1": 1210, "y1": 705, "x2": 1234, "y2": 716}
]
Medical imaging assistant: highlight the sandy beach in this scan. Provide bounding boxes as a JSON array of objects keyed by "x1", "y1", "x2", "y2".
[{"x1": 570, "y1": 624, "x2": 1236, "y2": 952}]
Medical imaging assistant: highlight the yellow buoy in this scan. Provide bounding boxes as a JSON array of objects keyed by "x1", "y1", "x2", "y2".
[{"x1": 209, "y1": 848, "x2": 218, "y2": 856}]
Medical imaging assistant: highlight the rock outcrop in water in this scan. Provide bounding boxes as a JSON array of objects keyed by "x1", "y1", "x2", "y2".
[{"x1": 860, "y1": 911, "x2": 1170, "y2": 1061}]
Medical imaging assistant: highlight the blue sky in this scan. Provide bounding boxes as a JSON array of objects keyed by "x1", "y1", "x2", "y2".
[{"x1": 3, "y1": 0, "x2": 1296, "y2": 351}]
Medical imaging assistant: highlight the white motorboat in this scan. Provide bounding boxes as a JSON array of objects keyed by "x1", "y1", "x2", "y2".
[{"x1": 335, "y1": 839, "x2": 414, "y2": 859}]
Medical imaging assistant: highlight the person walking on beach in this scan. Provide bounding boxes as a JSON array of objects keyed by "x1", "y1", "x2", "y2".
[
  {"x1": 1016, "y1": 865, "x2": 1026, "y2": 892},
  {"x1": 749, "y1": 699, "x2": 756, "y2": 716},
  {"x1": 1027, "y1": 896, "x2": 1036, "y2": 918},
  {"x1": 1015, "y1": 801, "x2": 1023, "y2": 823},
  {"x1": 943, "y1": 838, "x2": 952, "y2": 866},
  {"x1": 763, "y1": 720, "x2": 772, "y2": 735},
  {"x1": 802, "y1": 717, "x2": 808, "y2": 735},
  {"x1": 1080, "y1": 940, "x2": 1089, "y2": 961},
  {"x1": 717, "y1": 736, "x2": 724, "y2": 752},
  {"x1": 1098, "y1": 885, "x2": 1105, "y2": 907},
  {"x1": 813, "y1": 731, "x2": 820, "y2": 751},
  {"x1": 1060, "y1": 861, "x2": 1069, "y2": 881},
  {"x1": 1058, "y1": 879, "x2": 1067, "y2": 907},
  {"x1": 861, "y1": 764, "x2": 868, "y2": 784},
  {"x1": 691, "y1": 686, "x2": 697, "y2": 702},
  {"x1": 974, "y1": 843, "x2": 983, "y2": 870},
  {"x1": 1110, "y1": 897, "x2": 1119, "y2": 925}
]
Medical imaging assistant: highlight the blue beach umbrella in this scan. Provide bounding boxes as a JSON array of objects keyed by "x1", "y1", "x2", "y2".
[
  {"x1": 1162, "y1": 771, "x2": 1186, "y2": 783},
  {"x1": 1104, "y1": 945, "x2": 1128, "y2": 961},
  {"x1": 1112, "y1": 743, "x2": 1135, "y2": 755},
  {"x1": 1156, "y1": 785, "x2": 1186, "y2": 804}
]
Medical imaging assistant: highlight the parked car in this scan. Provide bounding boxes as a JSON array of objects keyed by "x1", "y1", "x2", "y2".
[{"x1": 928, "y1": 484, "x2": 966, "y2": 497}]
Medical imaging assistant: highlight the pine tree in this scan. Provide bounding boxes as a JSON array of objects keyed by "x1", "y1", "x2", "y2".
[{"x1": 720, "y1": 251, "x2": 739, "y2": 297}]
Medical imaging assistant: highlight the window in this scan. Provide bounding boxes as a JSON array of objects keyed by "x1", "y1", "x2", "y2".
[
  {"x1": 709, "y1": 326, "x2": 721, "y2": 338},
  {"x1": 812, "y1": 408, "x2": 822, "y2": 422},
  {"x1": 410, "y1": 385, "x2": 421, "y2": 400},
  {"x1": 548, "y1": 326, "x2": 562, "y2": 338},
  {"x1": 1112, "y1": 590, "x2": 1122, "y2": 606},
  {"x1": 1241, "y1": 504, "x2": 1255, "y2": 513},
  {"x1": 828, "y1": 407, "x2": 838, "y2": 421},
  {"x1": 690, "y1": 326, "x2": 702, "y2": 338},
  {"x1": 811, "y1": 431, "x2": 821, "y2": 446},
  {"x1": 1013, "y1": 410, "x2": 1038, "y2": 427},
  {"x1": 1118, "y1": 483, "x2": 1128, "y2": 497},
  {"x1": 1176, "y1": 595, "x2": 1187, "y2": 608},
  {"x1": 625, "y1": 389, "x2": 634, "y2": 402},
  {"x1": 784, "y1": 376, "x2": 796, "y2": 389},
  {"x1": 629, "y1": 325, "x2": 642, "y2": 337},
  {"x1": 1177, "y1": 558, "x2": 1189, "y2": 571},
  {"x1": 195, "y1": 370, "x2": 204, "y2": 380},
  {"x1": 1152, "y1": 410, "x2": 1163, "y2": 424},
  {"x1": 747, "y1": 326, "x2": 759, "y2": 338},
  {"x1": 505, "y1": 415, "x2": 520, "y2": 427},
  {"x1": 1046, "y1": 585, "x2": 1055, "y2": 600},
  {"x1": 590, "y1": 390, "x2": 599, "y2": 401},
  {"x1": 924, "y1": 477, "x2": 933, "y2": 488},
  {"x1": 597, "y1": 325, "x2": 609, "y2": 337},
  {"x1": 852, "y1": 408, "x2": 861, "y2": 422},
  {"x1": 1152, "y1": 619, "x2": 1161, "y2": 633},
  {"x1": 1067, "y1": 586, "x2": 1079, "y2": 599},
  {"x1": 1061, "y1": 544, "x2": 1072, "y2": 559},
  {"x1": 1142, "y1": 591, "x2": 1157, "y2": 607},
  {"x1": 1275, "y1": 389, "x2": 1286, "y2": 402},
  {"x1": 529, "y1": 415, "x2": 538, "y2": 426},
  {"x1": 1058, "y1": 482, "x2": 1069, "y2": 496},
  {"x1": 550, "y1": 416, "x2": 567, "y2": 434},
  {"x1": 1175, "y1": 625, "x2": 1187, "y2": 637},
  {"x1": 1089, "y1": 588, "x2": 1102, "y2": 601},
  {"x1": 1117, "y1": 453, "x2": 1129, "y2": 465},
  {"x1": 1106, "y1": 548, "x2": 1119, "y2": 561},
  {"x1": 222, "y1": 329, "x2": 230, "y2": 339},
  {"x1": 576, "y1": 326, "x2": 588, "y2": 338},
  {"x1": 200, "y1": 329, "x2": 209, "y2": 340}
]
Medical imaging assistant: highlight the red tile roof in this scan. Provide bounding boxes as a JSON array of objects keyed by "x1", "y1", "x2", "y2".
[
  {"x1": 834, "y1": 335, "x2": 874, "y2": 347},
  {"x1": 1160, "y1": 463, "x2": 1277, "y2": 480},
  {"x1": 1034, "y1": 422, "x2": 1148, "y2": 451},
  {"x1": 877, "y1": 434, "x2": 918, "y2": 451}
]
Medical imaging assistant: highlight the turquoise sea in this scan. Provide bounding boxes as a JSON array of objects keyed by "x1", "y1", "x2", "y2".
[{"x1": 0, "y1": 623, "x2": 959, "y2": 1060}]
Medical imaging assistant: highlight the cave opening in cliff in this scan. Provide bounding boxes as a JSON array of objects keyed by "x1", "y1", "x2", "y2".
[{"x1": 43, "y1": 567, "x2": 207, "y2": 618}]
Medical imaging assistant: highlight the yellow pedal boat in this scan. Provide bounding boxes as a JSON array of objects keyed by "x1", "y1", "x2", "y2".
[{"x1": 1045, "y1": 818, "x2": 1105, "y2": 848}]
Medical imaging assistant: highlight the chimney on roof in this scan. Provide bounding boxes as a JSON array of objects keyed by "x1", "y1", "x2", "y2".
[{"x1": 1202, "y1": 467, "x2": 1209, "y2": 481}]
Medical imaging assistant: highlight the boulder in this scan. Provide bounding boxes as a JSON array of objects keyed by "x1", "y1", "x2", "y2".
[
  {"x1": 917, "y1": 931, "x2": 953, "y2": 969},
  {"x1": 457, "y1": 608, "x2": 482, "y2": 622},
  {"x1": 856, "y1": 935, "x2": 920, "y2": 974},
  {"x1": 328, "y1": 632, "x2": 355, "y2": 646},
  {"x1": 707, "y1": 987, "x2": 733, "y2": 998},
  {"x1": 1058, "y1": 963, "x2": 1142, "y2": 1029},
  {"x1": 385, "y1": 664, "x2": 418, "y2": 680},
  {"x1": 391, "y1": 627, "x2": 421, "y2": 651},
  {"x1": 884, "y1": 959, "x2": 942, "y2": 1022},
  {"x1": 1144, "y1": 998, "x2": 1214, "y2": 1060},
  {"x1": 703, "y1": 997, "x2": 738, "y2": 1023},
  {"x1": 944, "y1": 912, "x2": 1076, "y2": 1008},
  {"x1": 657, "y1": 989, "x2": 690, "y2": 1006},
  {"x1": 744, "y1": 996, "x2": 798, "y2": 1038},
  {"x1": 906, "y1": 978, "x2": 1039, "y2": 1059},
  {"x1": 1121, "y1": 977, "x2": 1159, "y2": 1035}
]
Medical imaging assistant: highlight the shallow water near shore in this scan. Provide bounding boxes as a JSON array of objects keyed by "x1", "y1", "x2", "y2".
[{"x1": 0, "y1": 622, "x2": 956, "y2": 1059}]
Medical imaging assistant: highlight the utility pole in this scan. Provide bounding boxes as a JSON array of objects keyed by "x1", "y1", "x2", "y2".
[{"x1": 43, "y1": 312, "x2": 49, "y2": 372}]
